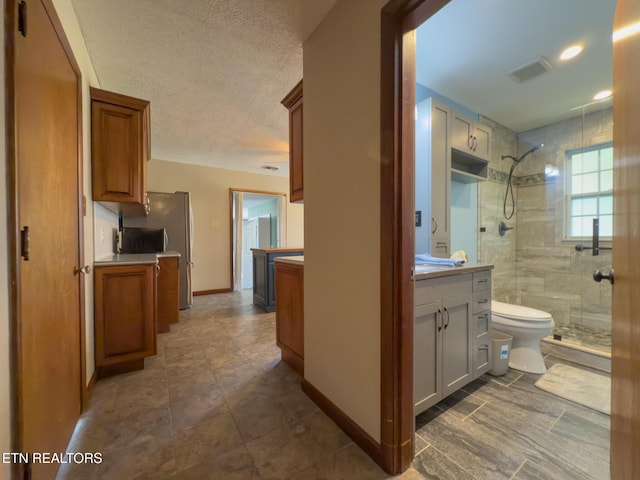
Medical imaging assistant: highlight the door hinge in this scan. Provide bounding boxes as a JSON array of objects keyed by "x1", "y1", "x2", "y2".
[
  {"x1": 20, "y1": 226, "x2": 30, "y2": 261},
  {"x1": 18, "y1": 1, "x2": 27, "y2": 37}
]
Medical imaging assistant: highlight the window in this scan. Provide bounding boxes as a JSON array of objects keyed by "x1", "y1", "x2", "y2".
[{"x1": 566, "y1": 143, "x2": 613, "y2": 239}]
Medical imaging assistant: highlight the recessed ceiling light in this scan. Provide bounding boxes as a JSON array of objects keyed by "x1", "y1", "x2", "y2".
[
  {"x1": 261, "y1": 165, "x2": 280, "y2": 171},
  {"x1": 560, "y1": 45, "x2": 583, "y2": 61},
  {"x1": 593, "y1": 90, "x2": 612, "y2": 100}
]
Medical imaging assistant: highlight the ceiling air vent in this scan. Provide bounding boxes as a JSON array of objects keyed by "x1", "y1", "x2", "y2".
[{"x1": 507, "y1": 56, "x2": 553, "y2": 83}]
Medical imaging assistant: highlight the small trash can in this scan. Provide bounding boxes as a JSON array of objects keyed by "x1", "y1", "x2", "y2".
[{"x1": 488, "y1": 331, "x2": 513, "y2": 376}]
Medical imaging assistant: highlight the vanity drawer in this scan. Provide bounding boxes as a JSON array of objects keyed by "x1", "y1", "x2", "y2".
[
  {"x1": 415, "y1": 274, "x2": 472, "y2": 306},
  {"x1": 473, "y1": 289, "x2": 491, "y2": 314},
  {"x1": 472, "y1": 270, "x2": 491, "y2": 292},
  {"x1": 474, "y1": 311, "x2": 491, "y2": 338}
]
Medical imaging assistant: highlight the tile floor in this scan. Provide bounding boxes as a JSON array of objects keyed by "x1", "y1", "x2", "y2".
[{"x1": 56, "y1": 291, "x2": 610, "y2": 480}]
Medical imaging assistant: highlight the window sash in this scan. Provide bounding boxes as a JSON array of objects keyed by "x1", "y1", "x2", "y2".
[{"x1": 565, "y1": 143, "x2": 613, "y2": 239}]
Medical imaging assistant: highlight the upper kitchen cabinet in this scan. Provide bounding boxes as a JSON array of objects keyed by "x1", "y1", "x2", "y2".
[
  {"x1": 91, "y1": 87, "x2": 150, "y2": 205},
  {"x1": 281, "y1": 80, "x2": 303, "y2": 203},
  {"x1": 451, "y1": 111, "x2": 492, "y2": 163}
]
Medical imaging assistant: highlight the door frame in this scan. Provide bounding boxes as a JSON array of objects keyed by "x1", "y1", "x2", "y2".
[
  {"x1": 379, "y1": 0, "x2": 449, "y2": 472},
  {"x1": 228, "y1": 188, "x2": 287, "y2": 292},
  {"x1": 5, "y1": 0, "x2": 87, "y2": 476},
  {"x1": 381, "y1": 0, "x2": 637, "y2": 476}
]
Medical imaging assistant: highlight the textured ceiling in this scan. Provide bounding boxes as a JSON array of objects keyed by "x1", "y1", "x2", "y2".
[
  {"x1": 71, "y1": 0, "x2": 337, "y2": 177},
  {"x1": 73, "y1": 1, "x2": 613, "y2": 177}
]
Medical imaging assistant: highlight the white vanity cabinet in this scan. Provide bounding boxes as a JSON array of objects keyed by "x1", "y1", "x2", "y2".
[
  {"x1": 472, "y1": 270, "x2": 492, "y2": 377},
  {"x1": 451, "y1": 111, "x2": 492, "y2": 162},
  {"x1": 414, "y1": 267, "x2": 493, "y2": 416},
  {"x1": 414, "y1": 273, "x2": 473, "y2": 415}
]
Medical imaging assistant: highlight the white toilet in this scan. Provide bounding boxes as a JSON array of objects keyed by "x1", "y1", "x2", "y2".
[{"x1": 491, "y1": 300, "x2": 554, "y2": 374}]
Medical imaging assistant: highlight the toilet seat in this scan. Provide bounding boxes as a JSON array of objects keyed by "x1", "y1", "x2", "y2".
[{"x1": 492, "y1": 300, "x2": 552, "y2": 323}]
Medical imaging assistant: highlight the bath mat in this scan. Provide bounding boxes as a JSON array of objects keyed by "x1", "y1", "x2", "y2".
[{"x1": 535, "y1": 363, "x2": 610, "y2": 415}]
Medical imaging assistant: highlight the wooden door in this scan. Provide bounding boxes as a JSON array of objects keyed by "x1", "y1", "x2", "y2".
[
  {"x1": 610, "y1": 0, "x2": 640, "y2": 477},
  {"x1": 13, "y1": 0, "x2": 83, "y2": 478}
]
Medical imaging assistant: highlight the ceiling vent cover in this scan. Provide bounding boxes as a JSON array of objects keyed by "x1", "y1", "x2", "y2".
[{"x1": 507, "y1": 56, "x2": 553, "y2": 83}]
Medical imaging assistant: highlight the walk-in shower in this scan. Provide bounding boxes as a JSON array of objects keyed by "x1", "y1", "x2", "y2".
[{"x1": 506, "y1": 101, "x2": 614, "y2": 358}]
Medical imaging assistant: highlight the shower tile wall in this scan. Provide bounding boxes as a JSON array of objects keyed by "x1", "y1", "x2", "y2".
[
  {"x1": 477, "y1": 118, "x2": 518, "y2": 303},
  {"x1": 479, "y1": 107, "x2": 613, "y2": 335}
]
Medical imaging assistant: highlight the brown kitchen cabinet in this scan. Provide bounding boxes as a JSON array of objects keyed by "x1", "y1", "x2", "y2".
[
  {"x1": 156, "y1": 255, "x2": 180, "y2": 333},
  {"x1": 94, "y1": 263, "x2": 157, "y2": 378},
  {"x1": 90, "y1": 87, "x2": 150, "y2": 205},
  {"x1": 281, "y1": 80, "x2": 303, "y2": 203},
  {"x1": 275, "y1": 260, "x2": 304, "y2": 375}
]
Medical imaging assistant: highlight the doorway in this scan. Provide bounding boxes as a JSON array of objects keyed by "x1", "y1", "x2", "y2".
[
  {"x1": 230, "y1": 190, "x2": 286, "y2": 291},
  {"x1": 380, "y1": 0, "x2": 638, "y2": 475}
]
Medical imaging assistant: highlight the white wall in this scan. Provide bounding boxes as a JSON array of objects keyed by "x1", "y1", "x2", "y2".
[
  {"x1": 148, "y1": 159, "x2": 304, "y2": 292},
  {"x1": 304, "y1": 0, "x2": 386, "y2": 442},
  {"x1": 1, "y1": 14, "x2": 11, "y2": 479}
]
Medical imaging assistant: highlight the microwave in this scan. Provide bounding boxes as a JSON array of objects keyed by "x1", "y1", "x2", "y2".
[{"x1": 120, "y1": 227, "x2": 167, "y2": 253}]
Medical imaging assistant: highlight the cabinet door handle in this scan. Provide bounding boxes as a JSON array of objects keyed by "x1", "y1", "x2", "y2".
[
  {"x1": 432, "y1": 217, "x2": 437, "y2": 234},
  {"x1": 472, "y1": 136, "x2": 478, "y2": 151},
  {"x1": 478, "y1": 299, "x2": 488, "y2": 304},
  {"x1": 468, "y1": 134, "x2": 473, "y2": 149},
  {"x1": 437, "y1": 308, "x2": 443, "y2": 331},
  {"x1": 443, "y1": 306, "x2": 450, "y2": 329}
]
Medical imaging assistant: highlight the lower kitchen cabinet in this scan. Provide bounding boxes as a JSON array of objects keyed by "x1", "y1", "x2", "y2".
[
  {"x1": 94, "y1": 263, "x2": 157, "y2": 378},
  {"x1": 414, "y1": 268, "x2": 492, "y2": 416},
  {"x1": 156, "y1": 255, "x2": 180, "y2": 333},
  {"x1": 275, "y1": 260, "x2": 304, "y2": 375}
]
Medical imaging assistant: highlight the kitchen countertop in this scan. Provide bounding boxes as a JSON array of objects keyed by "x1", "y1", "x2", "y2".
[
  {"x1": 94, "y1": 251, "x2": 180, "y2": 267},
  {"x1": 414, "y1": 262, "x2": 493, "y2": 280},
  {"x1": 274, "y1": 255, "x2": 304, "y2": 266}
]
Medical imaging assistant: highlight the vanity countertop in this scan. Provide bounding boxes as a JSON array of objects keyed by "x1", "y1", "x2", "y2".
[{"x1": 415, "y1": 262, "x2": 493, "y2": 280}]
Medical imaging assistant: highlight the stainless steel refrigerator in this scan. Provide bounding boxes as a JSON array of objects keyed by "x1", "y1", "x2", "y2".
[{"x1": 123, "y1": 191, "x2": 193, "y2": 309}]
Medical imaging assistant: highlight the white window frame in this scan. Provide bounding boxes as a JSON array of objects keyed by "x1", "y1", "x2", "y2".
[{"x1": 564, "y1": 142, "x2": 613, "y2": 241}]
